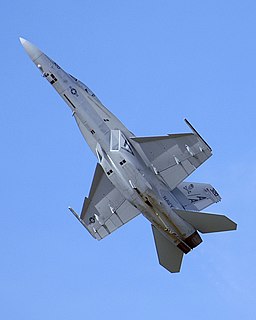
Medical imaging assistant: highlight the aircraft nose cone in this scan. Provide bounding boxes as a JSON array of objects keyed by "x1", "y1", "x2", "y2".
[{"x1": 19, "y1": 37, "x2": 43, "y2": 61}]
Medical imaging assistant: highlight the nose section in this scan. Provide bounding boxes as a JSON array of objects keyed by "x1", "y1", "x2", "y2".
[{"x1": 19, "y1": 37, "x2": 43, "y2": 62}]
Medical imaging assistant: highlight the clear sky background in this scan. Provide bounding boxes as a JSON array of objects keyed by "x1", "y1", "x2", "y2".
[{"x1": 1, "y1": 1, "x2": 255, "y2": 319}]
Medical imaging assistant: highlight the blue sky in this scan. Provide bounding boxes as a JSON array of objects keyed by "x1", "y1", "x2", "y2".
[{"x1": 1, "y1": 1, "x2": 255, "y2": 319}]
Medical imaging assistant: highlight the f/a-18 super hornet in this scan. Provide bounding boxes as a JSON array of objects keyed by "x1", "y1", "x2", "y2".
[{"x1": 20, "y1": 38, "x2": 237, "y2": 273}]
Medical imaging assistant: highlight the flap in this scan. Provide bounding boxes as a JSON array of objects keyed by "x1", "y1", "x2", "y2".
[
  {"x1": 131, "y1": 123, "x2": 212, "y2": 190},
  {"x1": 79, "y1": 163, "x2": 140, "y2": 240}
]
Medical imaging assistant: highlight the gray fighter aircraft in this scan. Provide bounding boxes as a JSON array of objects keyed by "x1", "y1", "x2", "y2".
[{"x1": 20, "y1": 38, "x2": 237, "y2": 273}]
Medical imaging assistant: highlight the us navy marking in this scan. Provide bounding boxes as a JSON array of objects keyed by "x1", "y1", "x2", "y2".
[
  {"x1": 69, "y1": 86, "x2": 78, "y2": 96},
  {"x1": 163, "y1": 195, "x2": 174, "y2": 208}
]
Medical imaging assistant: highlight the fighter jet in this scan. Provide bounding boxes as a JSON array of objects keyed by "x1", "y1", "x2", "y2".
[{"x1": 20, "y1": 38, "x2": 237, "y2": 273}]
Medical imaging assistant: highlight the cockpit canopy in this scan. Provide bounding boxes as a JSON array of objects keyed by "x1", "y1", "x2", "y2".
[{"x1": 110, "y1": 130, "x2": 133, "y2": 154}]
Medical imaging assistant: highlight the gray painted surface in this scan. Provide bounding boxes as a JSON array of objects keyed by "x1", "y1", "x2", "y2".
[{"x1": 21, "y1": 38, "x2": 237, "y2": 273}]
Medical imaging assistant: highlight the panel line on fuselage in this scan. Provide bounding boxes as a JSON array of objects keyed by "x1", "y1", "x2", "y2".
[{"x1": 63, "y1": 94, "x2": 76, "y2": 109}]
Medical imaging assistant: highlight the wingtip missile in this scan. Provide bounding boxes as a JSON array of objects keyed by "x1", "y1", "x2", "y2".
[
  {"x1": 68, "y1": 206, "x2": 80, "y2": 219},
  {"x1": 184, "y1": 118, "x2": 212, "y2": 151}
]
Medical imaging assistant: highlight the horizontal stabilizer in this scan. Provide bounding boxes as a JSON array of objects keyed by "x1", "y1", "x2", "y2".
[
  {"x1": 152, "y1": 225, "x2": 183, "y2": 273},
  {"x1": 174, "y1": 209, "x2": 237, "y2": 233}
]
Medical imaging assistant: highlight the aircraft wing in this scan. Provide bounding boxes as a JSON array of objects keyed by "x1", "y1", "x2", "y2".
[
  {"x1": 73, "y1": 163, "x2": 140, "y2": 240},
  {"x1": 131, "y1": 120, "x2": 212, "y2": 190}
]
